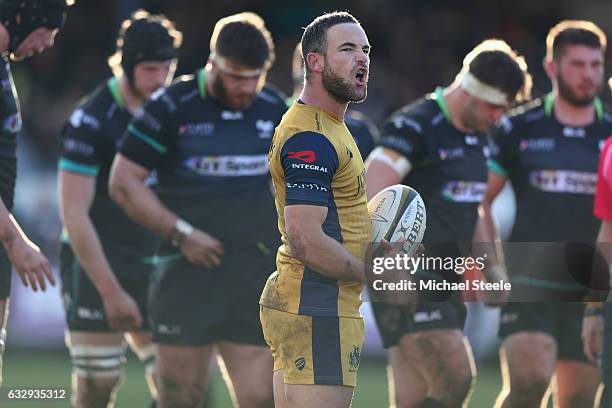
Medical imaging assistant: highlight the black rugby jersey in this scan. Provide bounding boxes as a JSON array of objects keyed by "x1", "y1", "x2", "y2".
[
  {"x1": 59, "y1": 77, "x2": 157, "y2": 259},
  {"x1": 345, "y1": 109, "x2": 378, "y2": 160},
  {"x1": 379, "y1": 88, "x2": 491, "y2": 243},
  {"x1": 0, "y1": 54, "x2": 21, "y2": 210},
  {"x1": 490, "y1": 94, "x2": 612, "y2": 242},
  {"x1": 119, "y1": 70, "x2": 286, "y2": 251}
]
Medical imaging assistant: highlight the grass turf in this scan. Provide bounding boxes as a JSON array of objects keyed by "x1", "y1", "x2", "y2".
[{"x1": 1, "y1": 347, "x2": 509, "y2": 407}]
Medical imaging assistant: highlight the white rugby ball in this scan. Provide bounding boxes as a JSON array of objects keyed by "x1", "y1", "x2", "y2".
[{"x1": 368, "y1": 184, "x2": 426, "y2": 256}]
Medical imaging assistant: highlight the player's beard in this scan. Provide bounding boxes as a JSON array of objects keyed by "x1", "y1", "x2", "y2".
[
  {"x1": 322, "y1": 62, "x2": 367, "y2": 103},
  {"x1": 557, "y1": 72, "x2": 601, "y2": 107},
  {"x1": 212, "y1": 74, "x2": 256, "y2": 111}
]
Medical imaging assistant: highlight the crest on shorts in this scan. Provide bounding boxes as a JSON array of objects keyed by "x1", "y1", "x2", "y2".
[
  {"x1": 348, "y1": 345, "x2": 361, "y2": 370},
  {"x1": 295, "y1": 357, "x2": 306, "y2": 371}
]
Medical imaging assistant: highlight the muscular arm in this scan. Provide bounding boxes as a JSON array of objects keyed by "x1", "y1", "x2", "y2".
[
  {"x1": 285, "y1": 205, "x2": 363, "y2": 282},
  {"x1": 59, "y1": 171, "x2": 120, "y2": 298},
  {"x1": 109, "y1": 154, "x2": 223, "y2": 267},
  {"x1": 109, "y1": 154, "x2": 177, "y2": 238}
]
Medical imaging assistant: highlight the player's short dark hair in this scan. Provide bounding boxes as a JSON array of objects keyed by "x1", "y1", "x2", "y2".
[
  {"x1": 461, "y1": 39, "x2": 532, "y2": 104},
  {"x1": 546, "y1": 20, "x2": 606, "y2": 60},
  {"x1": 211, "y1": 12, "x2": 275, "y2": 70},
  {"x1": 301, "y1": 11, "x2": 360, "y2": 81}
]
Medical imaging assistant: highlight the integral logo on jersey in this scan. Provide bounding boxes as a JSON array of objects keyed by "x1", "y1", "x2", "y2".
[
  {"x1": 221, "y1": 110, "x2": 243, "y2": 120},
  {"x1": 295, "y1": 357, "x2": 306, "y2": 371},
  {"x1": 256, "y1": 120, "x2": 274, "y2": 138},
  {"x1": 179, "y1": 122, "x2": 214, "y2": 136},
  {"x1": 438, "y1": 147, "x2": 464, "y2": 160},
  {"x1": 348, "y1": 345, "x2": 361, "y2": 371},
  {"x1": 562, "y1": 126, "x2": 586, "y2": 138},
  {"x1": 183, "y1": 154, "x2": 269, "y2": 176},
  {"x1": 529, "y1": 170, "x2": 596, "y2": 194},
  {"x1": 442, "y1": 181, "x2": 486, "y2": 202},
  {"x1": 519, "y1": 138, "x2": 555, "y2": 152},
  {"x1": 291, "y1": 163, "x2": 328, "y2": 173},
  {"x1": 287, "y1": 150, "x2": 316, "y2": 163}
]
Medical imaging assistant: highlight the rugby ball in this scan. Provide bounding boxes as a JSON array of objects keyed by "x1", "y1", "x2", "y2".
[{"x1": 368, "y1": 185, "x2": 426, "y2": 256}]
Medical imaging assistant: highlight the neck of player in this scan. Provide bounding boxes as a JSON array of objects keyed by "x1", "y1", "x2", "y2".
[
  {"x1": 444, "y1": 86, "x2": 475, "y2": 133},
  {"x1": 299, "y1": 80, "x2": 348, "y2": 121},
  {"x1": 552, "y1": 90, "x2": 597, "y2": 127},
  {"x1": 118, "y1": 75, "x2": 146, "y2": 115}
]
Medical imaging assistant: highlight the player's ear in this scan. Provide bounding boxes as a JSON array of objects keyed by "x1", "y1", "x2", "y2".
[
  {"x1": 542, "y1": 57, "x2": 556, "y2": 80},
  {"x1": 306, "y1": 52, "x2": 324, "y2": 74}
]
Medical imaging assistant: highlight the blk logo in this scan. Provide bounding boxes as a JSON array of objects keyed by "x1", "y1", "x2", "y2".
[{"x1": 288, "y1": 150, "x2": 316, "y2": 163}]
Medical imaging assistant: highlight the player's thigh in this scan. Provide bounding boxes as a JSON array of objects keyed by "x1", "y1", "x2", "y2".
[
  {"x1": 217, "y1": 341, "x2": 274, "y2": 402},
  {"x1": 285, "y1": 383, "x2": 354, "y2": 408},
  {"x1": 396, "y1": 329, "x2": 472, "y2": 384},
  {"x1": 501, "y1": 332, "x2": 557, "y2": 386},
  {"x1": 556, "y1": 360, "x2": 599, "y2": 408},
  {"x1": 260, "y1": 306, "x2": 364, "y2": 387},
  {"x1": 125, "y1": 331, "x2": 153, "y2": 355},
  {"x1": 274, "y1": 369, "x2": 288, "y2": 408},
  {"x1": 156, "y1": 343, "x2": 213, "y2": 389},
  {"x1": 387, "y1": 346, "x2": 427, "y2": 406}
]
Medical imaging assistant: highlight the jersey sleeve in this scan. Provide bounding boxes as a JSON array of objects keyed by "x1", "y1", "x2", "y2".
[
  {"x1": 118, "y1": 88, "x2": 177, "y2": 170},
  {"x1": 488, "y1": 117, "x2": 518, "y2": 177},
  {"x1": 378, "y1": 114, "x2": 426, "y2": 166},
  {"x1": 281, "y1": 131, "x2": 339, "y2": 206},
  {"x1": 595, "y1": 138, "x2": 612, "y2": 221},
  {"x1": 59, "y1": 108, "x2": 102, "y2": 177}
]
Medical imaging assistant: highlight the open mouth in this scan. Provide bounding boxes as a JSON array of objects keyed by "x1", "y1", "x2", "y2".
[{"x1": 355, "y1": 68, "x2": 367, "y2": 84}]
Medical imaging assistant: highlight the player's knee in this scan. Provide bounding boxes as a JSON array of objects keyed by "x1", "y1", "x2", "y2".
[
  {"x1": 506, "y1": 371, "x2": 550, "y2": 405},
  {"x1": 159, "y1": 371, "x2": 206, "y2": 407},
  {"x1": 70, "y1": 344, "x2": 126, "y2": 407},
  {"x1": 429, "y1": 359, "x2": 472, "y2": 405},
  {"x1": 563, "y1": 391, "x2": 596, "y2": 408},
  {"x1": 81, "y1": 375, "x2": 122, "y2": 402}
]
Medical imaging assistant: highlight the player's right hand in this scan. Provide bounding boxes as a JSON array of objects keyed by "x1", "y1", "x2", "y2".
[
  {"x1": 180, "y1": 229, "x2": 224, "y2": 267},
  {"x1": 103, "y1": 289, "x2": 143, "y2": 331},
  {"x1": 6, "y1": 237, "x2": 55, "y2": 292}
]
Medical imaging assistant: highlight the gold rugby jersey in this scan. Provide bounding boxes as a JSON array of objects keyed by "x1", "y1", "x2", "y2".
[{"x1": 260, "y1": 102, "x2": 371, "y2": 318}]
